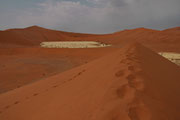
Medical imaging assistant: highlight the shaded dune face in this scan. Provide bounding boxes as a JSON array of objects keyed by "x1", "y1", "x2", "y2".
[{"x1": 0, "y1": 43, "x2": 180, "y2": 120}]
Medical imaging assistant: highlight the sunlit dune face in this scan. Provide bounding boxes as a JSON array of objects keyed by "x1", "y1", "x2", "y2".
[
  {"x1": 40, "y1": 41, "x2": 111, "y2": 48},
  {"x1": 159, "y1": 52, "x2": 180, "y2": 66}
]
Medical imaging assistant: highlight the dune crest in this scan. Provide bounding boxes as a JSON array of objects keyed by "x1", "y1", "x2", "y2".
[{"x1": 0, "y1": 42, "x2": 180, "y2": 120}]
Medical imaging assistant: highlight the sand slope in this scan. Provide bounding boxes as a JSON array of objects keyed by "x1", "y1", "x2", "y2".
[
  {"x1": 0, "y1": 47, "x2": 116, "y2": 94},
  {"x1": 0, "y1": 26, "x2": 98, "y2": 47},
  {"x1": 0, "y1": 43, "x2": 180, "y2": 120},
  {"x1": 107, "y1": 27, "x2": 180, "y2": 52}
]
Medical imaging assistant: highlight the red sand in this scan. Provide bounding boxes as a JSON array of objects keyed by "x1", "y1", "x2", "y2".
[
  {"x1": 0, "y1": 26, "x2": 99, "y2": 47},
  {"x1": 0, "y1": 43, "x2": 180, "y2": 120},
  {"x1": 1, "y1": 26, "x2": 180, "y2": 52},
  {"x1": 0, "y1": 47, "x2": 116, "y2": 93},
  {"x1": 0, "y1": 26, "x2": 180, "y2": 120}
]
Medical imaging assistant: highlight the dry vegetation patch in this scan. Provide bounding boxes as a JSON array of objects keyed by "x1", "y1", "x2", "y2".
[
  {"x1": 159, "y1": 52, "x2": 180, "y2": 66},
  {"x1": 40, "y1": 41, "x2": 111, "y2": 48}
]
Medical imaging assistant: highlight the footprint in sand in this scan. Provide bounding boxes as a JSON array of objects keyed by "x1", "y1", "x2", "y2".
[
  {"x1": 62, "y1": 81, "x2": 67, "y2": 84},
  {"x1": 61, "y1": 69, "x2": 86, "y2": 85},
  {"x1": 120, "y1": 59, "x2": 128, "y2": 64},
  {"x1": 52, "y1": 85, "x2": 58, "y2": 88},
  {"x1": 127, "y1": 65, "x2": 143, "y2": 75},
  {"x1": 126, "y1": 74, "x2": 136, "y2": 80},
  {"x1": 17, "y1": 85, "x2": 21, "y2": 88},
  {"x1": 126, "y1": 54, "x2": 132, "y2": 58},
  {"x1": 1, "y1": 101, "x2": 20, "y2": 114},
  {"x1": 126, "y1": 74, "x2": 144, "y2": 90},
  {"x1": 128, "y1": 66, "x2": 135, "y2": 71},
  {"x1": 128, "y1": 80, "x2": 144, "y2": 91},
  {"x1": 4, "y1": 105, "x2": 10, "y2": 109},
  {"x1": 77, "y1": 69, "x2": 86, "y2": 76},
  {"x1": 33, "y1": 93, "x2": 39, "y2": 96},
  {"x1": 68, "y1": 78, "x2": 72, "y2": 81},
  {"x1": 128, "y1": 105, "x2": 151, "y2": 120},
  {"x1": 115, "y1": 70, "x2": 125, "y2": 77},
  {"x1": 73, "y1": 69, "x2": 86, "y2": 79},
  {"x1": 128, "y1": 107, "x2": 139, "y2": 120},
  {"x1": 77, "y1": 72, "x2": 82, "y2": 76},
  {"x1": 126, "y1": 56, "x2": 141, "y2": 63},
  {"x1": 14, "y1": 101, "x2": 20, "y2": 105},
  {"x1": 116, "y1": 84, "x2": 133, "y2": 99}
]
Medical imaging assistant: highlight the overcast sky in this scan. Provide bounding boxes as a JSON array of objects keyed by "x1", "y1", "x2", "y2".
[{"x1": 0, "y1": 0, "x2": 180, "y2": 33}]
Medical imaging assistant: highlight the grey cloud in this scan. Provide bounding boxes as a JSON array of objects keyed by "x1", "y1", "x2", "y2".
[
  {"x1": 110, "y1": 0, "x2": 128, "y2": 7},
  {"x1": 88, "y1": 0, "x2": 138, "y2": 7},
  {"x1": 0, "y1": 0, "x2": 180, "y2": 33},
  {"x1": 110, "y1": 0, "x2": 139, "y2": 7}
]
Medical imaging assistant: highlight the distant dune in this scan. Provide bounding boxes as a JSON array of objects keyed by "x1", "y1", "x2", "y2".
[
  {"x1": 0, "y1": 26, "x2": 180, "y2": 52},
  {"x1": 0, "y1": 26, "x2": 99, "y2": 47},
  {"x1": 0, "y1": 43, "x2": 180, "y2": 120}
]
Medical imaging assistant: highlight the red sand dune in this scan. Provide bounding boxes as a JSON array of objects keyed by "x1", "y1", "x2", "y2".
[
  {"x1": 0, "y1": 26, "x2": 180, "y2": 52},
  {"x1": 105, "y1": 27, "x2": 180, "y2": 52},
  {"x1": 163, "y1": 27, "x2": 180, "y2": 34},
  {"x1": 0, "y1": 43, "x2": 180, "y2": 120},
  {"x1": 0, "y1": 26, "x2": 99, "y2": 47}
]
